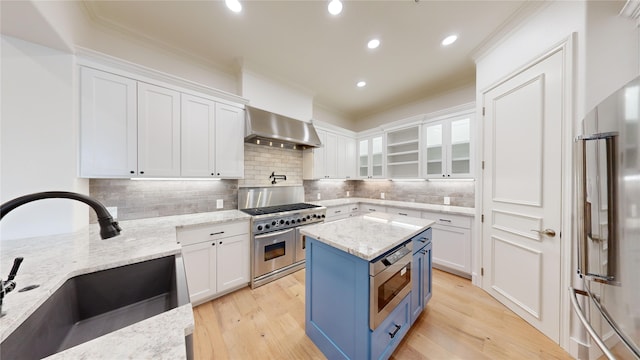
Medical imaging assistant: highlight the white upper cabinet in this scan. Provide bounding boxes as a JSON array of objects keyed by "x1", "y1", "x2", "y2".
[
  {"x1": 79, "y1": 66, "x2": 245, "y2": 179},
  {"x1": 181, "y1": 94, "x2": 216, "y2": 177},
  {"x1": 214, "y1": 103, "x2": 245, "y2": 178},
  {"x1": 386, "y1": 125, "x2": 421, "y2": 178},
  {"x1": 423, "y1": 115, "x2": 473, "y2": 179},
  {"x1": 137, "y1": 82, "x2": 181, "y2": 177},
  {"x1": 358, "y1": 134, "x2": 385, "y2": 179},
  {"x1": 80, "y1": 67, "x2": 138, "y2": 178},
  {"x1": 337, "y1": 135, "x2": 356, "y2": 179},
  {"x1": 303, "y1": 129, "x2": 355, "y2": 179},
  {"x1": 177, "y1": 95, "x2": 245, "y2": 178}
]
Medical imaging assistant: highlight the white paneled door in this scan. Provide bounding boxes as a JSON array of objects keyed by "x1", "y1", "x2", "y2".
[{"x1": 481, "y1": 48, "x2": 565, "y2": 343}]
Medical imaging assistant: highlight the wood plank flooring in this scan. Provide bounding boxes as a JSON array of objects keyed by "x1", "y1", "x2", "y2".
[{"x1": 193, "y1": 269, "x2": 574, "y2": 359}]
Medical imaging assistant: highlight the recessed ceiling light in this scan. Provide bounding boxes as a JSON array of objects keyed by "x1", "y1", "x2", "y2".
[
  {"x1": 367, "y1": 39, "x2": 380, "y2": 49},
  {"x1": 328, "y1": 0, "x2": 343, "y2": 15},
  {"x1": 441, "y1": 34, "x2": 458, "y2": 46},
  {"x1": 357, "y1": 81, "x2": 366, "y2": 88},
  {"x1": 225, "y1": 0, "x2": 242, "y2": 13}
]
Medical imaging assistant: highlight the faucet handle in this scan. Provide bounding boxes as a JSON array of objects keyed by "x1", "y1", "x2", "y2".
[{"x1": 7, "y1": 257, "x2": 23, "y2": 282}]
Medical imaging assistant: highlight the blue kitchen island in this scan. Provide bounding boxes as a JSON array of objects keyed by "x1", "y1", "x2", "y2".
[{"x1": 300, "y1": 212, "x2": 434, "y2": 360}]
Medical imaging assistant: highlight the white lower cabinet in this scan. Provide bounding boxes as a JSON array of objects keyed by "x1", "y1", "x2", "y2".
[
  {"x1": 421, "y1": 211, "x2": 472, "y2": 278},
  {"x1": 325, "y1": 204, "x2": 350, "y2": 222},
  {"x1": 178, "y1": 220, "x2": 249, "y2": 305},
  {"x1": 386, "y1": 206, "x2": 421, "y2": 218}
]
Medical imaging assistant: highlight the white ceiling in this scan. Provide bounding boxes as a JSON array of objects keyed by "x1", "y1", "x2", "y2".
[{"x1": 81, "y1": 0, "x2": 527, "y2": 119}]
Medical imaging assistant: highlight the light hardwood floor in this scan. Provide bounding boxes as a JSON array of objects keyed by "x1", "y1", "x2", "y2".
[{"x1": 193, "y1": 269, "x2": 574, "y2": 359}]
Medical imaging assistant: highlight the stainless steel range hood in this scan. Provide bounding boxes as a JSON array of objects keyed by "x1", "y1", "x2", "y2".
[{"x1": 244, "y1": 106, "x2": 322, "y2": 149}]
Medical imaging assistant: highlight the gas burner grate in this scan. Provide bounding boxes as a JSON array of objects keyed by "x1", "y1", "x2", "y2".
[{"x1": 241, "y1": 203, "x2": 321, "y2": 216}]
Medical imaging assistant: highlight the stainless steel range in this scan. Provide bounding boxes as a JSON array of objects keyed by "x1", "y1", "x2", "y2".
[{"x1": 239, "y1": 186, "x2": 326, "y2": 288}]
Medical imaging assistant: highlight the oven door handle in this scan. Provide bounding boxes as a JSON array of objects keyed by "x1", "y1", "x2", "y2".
[{"x1": 255, "y1": 228, "x2": 295, "y2": 239}]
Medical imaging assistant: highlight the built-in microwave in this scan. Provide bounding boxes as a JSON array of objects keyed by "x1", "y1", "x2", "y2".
[{"x1": 369, "y1": 241, "x2": 413, "y2": 330}]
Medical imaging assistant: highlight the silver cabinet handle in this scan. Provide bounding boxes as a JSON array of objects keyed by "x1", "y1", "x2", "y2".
[
  {"x1": 334, "y1": 210, "x2": 341, "y2": 213},
  {"x1": 398, "y1": 212, "x2": 408, "y2": 216},
  {"x1": 569, "y1": 287, "x2": 615, "y2": 360},
  {"x1": 530, "y1": 229, "x2": 556, "y2": 237},
  {"x1": 210, "y1": 231, "x2": 225, "y2": 236},
  {"x1": 438, "y1": 218, "x2": 452, "y2": 223}
]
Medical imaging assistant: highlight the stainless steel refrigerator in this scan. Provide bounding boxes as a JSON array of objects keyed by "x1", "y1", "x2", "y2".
[{"x1": 573, "y1": 76, "x2": 640, "y2": 359}]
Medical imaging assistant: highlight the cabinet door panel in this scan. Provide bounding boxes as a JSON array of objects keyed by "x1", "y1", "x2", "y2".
[
  {"x1": 181, "y1": 94, "x2": 216, "y2": 177},
  {"x1": 182, "y1": 241, "x2": 217, "y2": 303},
  {"x1": 217, "y1": 234, "x2": 249, "y2": 292},
  {"x1": 340, "y1": 136, "x2": 357, "y2": 179},
  {"x1": 431, "y1": 225, "x2": 471, "y2": 274},
  {"x1": 215, "y1": 103, "x2": 245, "y2": 178},
  {"x1": 324, "y1": 132, "x2": 338, "y2": 178},
  {"x1": 138, "y1": 83, "x2": 181, "y2": 177},
  {"x1": 80, "y1": 67, "x2": 137, "y2": 177}
]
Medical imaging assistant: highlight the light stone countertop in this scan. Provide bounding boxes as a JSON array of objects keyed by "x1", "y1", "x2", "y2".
[
  {"x1": 311, "y1": 197, "x2": 475, "y2": 216},
  {"x1": 300, "y1": 212, "x2": 435, "y2": 261},
  {"x1": 0, "y1": 209, "x2": 250, "y2": 359}
]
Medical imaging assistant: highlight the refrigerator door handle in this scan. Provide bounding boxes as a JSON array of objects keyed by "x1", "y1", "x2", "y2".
[
  {"x1": 569, "y1": 287, "x2": 616, "y2": 360},
  {"x1": 575, "y1": 132, "x2": 619, "y2": 284}
]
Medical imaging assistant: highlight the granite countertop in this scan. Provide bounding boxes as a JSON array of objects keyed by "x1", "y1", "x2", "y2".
[
  {"x1": 300, "y1": 212, "x2": 435, "y2": 261},
  {"x1": 311, "y1": 198, "x2": 475, "y2": 216},
  {"x1": 0, "y1": 209, "x2": 250, "y2": 359}
]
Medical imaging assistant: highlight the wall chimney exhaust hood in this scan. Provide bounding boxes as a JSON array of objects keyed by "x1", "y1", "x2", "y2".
[{"x1": 244, "y1": 106, "x2": 322, "y2": 149}]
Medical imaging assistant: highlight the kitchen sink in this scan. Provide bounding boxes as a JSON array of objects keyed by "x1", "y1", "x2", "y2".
[{"x1": 1, "y1": 255, "x2": 190, "y2": 360}]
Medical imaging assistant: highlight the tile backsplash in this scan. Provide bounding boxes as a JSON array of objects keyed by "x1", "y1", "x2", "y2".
[
  {"x1": 90, "y1": 147, "x2": 474, "y2": 222},
  {"x1": 239, "y1": 143, "x2": 302, "y2": 187},
  {"x1": 89, "y1": 179, "x2": 238, "y2": 222},
  {"x1": 304, "y1": 180, "x2": 475, "y2": 207}
]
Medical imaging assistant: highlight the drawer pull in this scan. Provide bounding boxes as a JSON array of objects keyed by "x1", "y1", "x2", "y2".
[
  {"x1": 419, "y1": 237, "x2": 427, "y2": 243},
  {"x1": 210, "y1": 231, "x2": 225, "y2": 236},
  {"x1": 369, "y1": 209, "x2": 376, "y2": 211},
  {"x1": 388, "y1": 324, "x2": 401, "y2": 339},
  {"x1": 334, "y1": 210, "x2": 342, "y2": 213},
  {"x1": 352, "y1": 208, "x2": 358, "y2": 211},
  {"x1": 398, "y1": 213, "x2": 408, "y2": 216},
  {"x1": 438, "y1": 219, "x2": 452, "y2": 223}
]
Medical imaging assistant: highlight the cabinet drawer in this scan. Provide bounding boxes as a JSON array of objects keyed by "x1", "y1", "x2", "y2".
[
  {"x1": 422, "y1": 211, "x2": 471, "y2": 229},
  {"x1": 177, "y1": 220, "x2": 249, "y2": 246},
  {"x1": 370, "y1": 294, "x2": 410, "y2": 360},
  {"x1": 348, "y1": 204, "x2": 360, "y2": 213},
  {"x1": 363, "y1": 204, "x2": 386, "y2": 213},
  {"x1": 411, "y1": 228, "x2": 432, "y2": 252},
  {"x1": 388, "y1": 207, "x2": 421, "y2": 218},
  {"x1": 326, "y1": 205, "x2": 349, "y2": 217}
]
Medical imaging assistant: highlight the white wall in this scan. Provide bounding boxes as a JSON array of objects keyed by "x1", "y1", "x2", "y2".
[
  {"x1": 312, "y1": 104, "x2": 355, "y2": 130},
  {"x1": 353, "y1": 83, "x2": 476, "y2": 132},
  {"x1": 241, "y1": 68, "x2": 314, "y2": 121},
  {"x1": 1, "y1": 36, "x2": 88, "y2": 240},
  {"x1": 26, "y1": 0, "x2": 239, "y2": 96}
]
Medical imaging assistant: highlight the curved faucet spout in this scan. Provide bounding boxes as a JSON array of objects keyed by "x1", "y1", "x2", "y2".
[{"x1": 0, "y1": 191, "x2": 121, "y2": 239}]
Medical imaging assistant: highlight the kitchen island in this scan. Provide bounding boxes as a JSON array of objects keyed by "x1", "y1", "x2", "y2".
[
  {"x1": 0, "y1": 210, "x2": 249, "y2": 359},
  {"x1": 301, "y1": 212, "x2": 434, "y2": 360}
]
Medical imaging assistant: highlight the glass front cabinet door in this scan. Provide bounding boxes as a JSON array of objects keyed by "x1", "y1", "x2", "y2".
[
  {"x1": 423, "y1": 115, "x2": 473, "y2": 179},
  {"x1": 358, "y1": 134, "x2": 385, "y2": 179}
]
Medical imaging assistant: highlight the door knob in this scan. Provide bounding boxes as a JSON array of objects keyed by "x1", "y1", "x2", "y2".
[{"x1": 531, "y1": 229, "x2": 556, "y2": 237}]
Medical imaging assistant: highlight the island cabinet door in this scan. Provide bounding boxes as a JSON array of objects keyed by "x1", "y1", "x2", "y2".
[{"x1": 410, "y1": 249, "x2": 424, "y2": 325}]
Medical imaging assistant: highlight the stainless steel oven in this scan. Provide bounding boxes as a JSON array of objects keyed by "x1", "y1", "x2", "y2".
[
  {"x1": 369, "y1": 241, "x2": 413, "y2": 330},
  {"x1": 254, "y1": 228, "x2": 295, "y2": 279},
  {"x1": 239, "y1": 186, "x2": 326, "y2": 289},
  {"x1": 294, "y1": 227, "x2": 306, "y2": 263}
]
